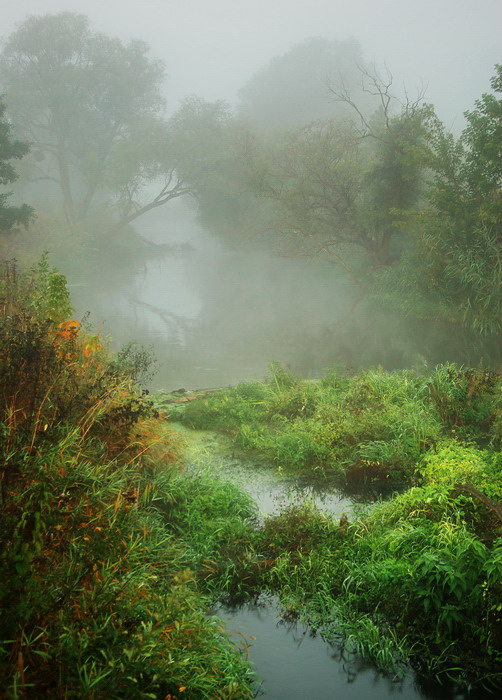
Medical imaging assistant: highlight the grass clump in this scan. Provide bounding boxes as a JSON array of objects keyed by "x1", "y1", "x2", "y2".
[
  {"x1": 177, "y1": 361, "x2": 501, "y2": 487},
  {"x1": 226, "y1": 443, "x2": 502, "y2": 691},
  {"x1": 165, "y1": 360, "x2": 502, "y2": 692},
  {"x1": 0, "y1": 258, "x2": 255, "y2": 698}
]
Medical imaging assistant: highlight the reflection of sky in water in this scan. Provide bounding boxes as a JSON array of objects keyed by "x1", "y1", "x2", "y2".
[
  {"x1": 70, "y1": 199, "x2": 429, "y2": 393},
  {"x1": 180, "y1": 426, "x2": 357, "y2": 518},
  {"x1": 211, "y1": 456, "x2": 354, "y2": 518},
  {"x1": 217, "y1": 595, "x2": 443, "y2": 700},
  {"x1": 125, "y1": 256, "x2": 203, "y2": 340}
]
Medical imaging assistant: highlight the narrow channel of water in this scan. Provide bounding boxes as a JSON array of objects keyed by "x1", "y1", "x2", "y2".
[
  {"x1": 178, "y1": 426, "x2": 492, "y2": 700},
  {"x1": 177, "y1": 424, "x2": 360, "y2": 518}
]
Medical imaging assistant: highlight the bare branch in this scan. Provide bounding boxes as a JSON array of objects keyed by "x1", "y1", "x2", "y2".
[{"x1": 108, "y1": 180, "x2": 193, "y2": 236}]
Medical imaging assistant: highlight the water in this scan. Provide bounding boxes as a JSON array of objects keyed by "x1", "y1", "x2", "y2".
[
  {"x1": 179, "y1": 428, "x2": 491, "y2": 700},
  {"x1": 68, "y1": 200, "x2": 358, "y2": 392},
  {"x1": 217, "y1": 595, "x2": 483, "y2": 700},
  {"x1": 66, "y1": 204, "x2": 494, "y2": 698},
  {"x1": 178, "y1": 424, "x2": 359, "y2": 518}
]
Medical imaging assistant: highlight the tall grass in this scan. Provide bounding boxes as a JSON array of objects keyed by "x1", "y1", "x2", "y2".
[
  {"x1": 0, "y1": 259, "x2": 255, "y2": 698},
  {"x1": 171, "y1": 361, "x2": 502, "y2": 691},
  {"x1": 176, "y1": 361, "x2": 501, "y2": 487},
  {"x1": 241, "y1": 467, "x2": 502, "y2": 690}
]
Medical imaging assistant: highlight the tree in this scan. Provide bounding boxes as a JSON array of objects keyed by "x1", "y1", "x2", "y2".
[
  {"x1": 155, "y1": 96, "x2": 270, "y2": 250},
  {"x1": 372, "y1": 65, "x2": 501, "y2": 342},
  {"x1": 0, "y1": 98, "x2": 33, "y2": 233},
  {"x1": 0, "y1": 12, "x2": 184, "y2": 231},
  {"x1": 244, "y1": 70, "x2": 429, "y2": 286},
  {"x1": 392, "y1": 65, "x2": 502, "y2": 334},
  {"x1": 104, "y1": 115, "x2": 192, "y2": 236},
  {"x1": 237, "y1": 37, "x2": 376, "y2": 130}
]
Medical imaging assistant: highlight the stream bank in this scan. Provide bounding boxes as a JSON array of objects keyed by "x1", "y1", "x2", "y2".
[{"x1": 171, "y1": 422, "x2": 501, "y2": 699}]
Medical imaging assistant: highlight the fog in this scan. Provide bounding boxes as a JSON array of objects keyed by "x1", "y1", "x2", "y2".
[
  {"x1": 2, "y1": 1, "x2": 501, "y2": 390},
  {"x1": 65, "y1": 200, "x2": 359, "y2": 390},
  {"x1": 4, "y1": 0, "x2": 501, "y2": 126}
]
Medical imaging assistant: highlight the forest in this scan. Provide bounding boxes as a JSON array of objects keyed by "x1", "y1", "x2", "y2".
[{"x1": 0, "y1": 11, "x2": 501, "y2": 699}]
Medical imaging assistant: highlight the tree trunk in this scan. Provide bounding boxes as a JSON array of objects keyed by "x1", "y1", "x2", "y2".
[{"x1": 56, "y1": 135, "x2": 75, "y2": 226}]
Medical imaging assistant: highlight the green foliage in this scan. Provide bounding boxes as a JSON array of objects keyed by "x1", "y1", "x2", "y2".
[
  {"x1": 173, "y1": 361, "x2": 502, "y2": 690},
  {"x1": 28, "y1": 252, "x2": 74, "y2": 323},
  {"x1": 157, "y1": 468, "x2": 258, "y2": 599},
  {"x1": 0, "y1": 259, "x2": 255, "y2": 698},
  {"x1": 428, "y1": 363, "x2": 501, "y2": 442},
  {"x1": 240, "y1": 475, "x2": 502, "y2": 690},
  {"x1": 178, "y1": 365, "x2": 460, "y2": 484},
  {"x1": 420, "y1": 441, "x2": 502, "y2": 504},
  {"x1": 380, "y1": 66, "x2": 502, "y2": 336},
  {"x1": 0, "y1": 257, "x2": 156, "y2": 451},
  {"x1": 111, "y1": 341, "x2": 157, "y2": 385},
  {"x1": 0, "y1": 12, "x2": 181, "y2": 232},
  {"x1": 0, "y1": 98, "x2": 33, "y2": 234}
]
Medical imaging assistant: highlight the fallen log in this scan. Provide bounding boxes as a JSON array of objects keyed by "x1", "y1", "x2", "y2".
[{"x1": 454, "y1": 481, "x2": 502, "y2": 524}]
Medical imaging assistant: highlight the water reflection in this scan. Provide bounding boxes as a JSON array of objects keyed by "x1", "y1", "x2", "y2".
[
  {"x1": 69, "y1": 201, "x2": 358, "y2": 392},
  {"x1": 179, "y1": 425, "x2": 358, "y2": 518},
  {"x1": 218, "y1": 595, "x2": 434, "y2": 700}
]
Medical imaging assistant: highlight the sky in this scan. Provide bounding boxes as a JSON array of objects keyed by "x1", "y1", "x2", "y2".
[{"x1": 2, "y1": 0, "x2": 501, "y2": 128}]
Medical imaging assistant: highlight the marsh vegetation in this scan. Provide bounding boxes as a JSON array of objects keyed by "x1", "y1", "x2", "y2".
[{"x1": 0, "y1": 9, "x2": 500, "y2": 698}]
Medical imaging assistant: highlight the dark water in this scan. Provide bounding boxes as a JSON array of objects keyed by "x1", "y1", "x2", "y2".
[
  {"x1": 217, "y1": 595, "x2": 490, "y2": 700},
  {"x1": 179, "y1": 430, "x2": 493, "y2": 700}
]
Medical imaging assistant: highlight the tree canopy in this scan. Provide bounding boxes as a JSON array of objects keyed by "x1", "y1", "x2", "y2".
[
  {"x1": 237, "y1": 37, "x2": 376, "y2": 129},
  {"x1": 0, "y1": 12, "x2": 185, "y2": 232},
  {"x1": 0, "y1": 98, "x2": 33, "y2": 234},
  {"x1": 238, "y1": 72, "x2": 430, "y2": 284},
  {"x1": 391, "y1": 64, "x2": 502, "y2": 334}
]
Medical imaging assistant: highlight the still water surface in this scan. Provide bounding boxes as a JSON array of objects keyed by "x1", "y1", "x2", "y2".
[
  {"x1": 69, "y1": 202, "x2": 361, "y2": 392},
  {"x1": 181, "y1": 429, "x2": 484, "y2": 700},
  {"x1": 219, "y1": 596, "x2": 428, "y2": 700}
]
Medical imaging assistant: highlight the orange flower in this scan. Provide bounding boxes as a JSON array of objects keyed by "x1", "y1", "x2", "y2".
[{"x1": 57, "y1": 319, "x2": 80, "y2": 340}]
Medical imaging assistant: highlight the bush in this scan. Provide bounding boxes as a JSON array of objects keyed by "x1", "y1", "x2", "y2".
[
  {"x1": 0, "y1": 258, "x2": 255, "y2": 698},
  {"x1": 178, "y1": 365, "x2": 445, "y2": 484},
  {"x1": 250, "y1": 481, "x2": 502, "y2": 690}
]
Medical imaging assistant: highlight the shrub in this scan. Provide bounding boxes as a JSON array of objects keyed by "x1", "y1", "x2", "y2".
[{"x1": 0, "y1": 258, "x2": 255, "y2": 698}]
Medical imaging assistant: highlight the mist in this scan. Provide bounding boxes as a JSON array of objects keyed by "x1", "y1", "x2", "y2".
[
  {"x1": 1, "y1": 1, "x2": 501, "y2": 391},
  {"x1": 4, "y1": 0, "x2": 501, "y2": 126}
]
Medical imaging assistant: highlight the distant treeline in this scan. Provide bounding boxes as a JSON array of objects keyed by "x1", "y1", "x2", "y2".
[{"x1": 0, "y1": 14, "x2": 500, "y2": 363}]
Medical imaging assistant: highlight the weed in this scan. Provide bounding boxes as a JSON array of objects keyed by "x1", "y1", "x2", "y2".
[{"x1": 0, "y1": 258, "x2": 255, "y2": 698}]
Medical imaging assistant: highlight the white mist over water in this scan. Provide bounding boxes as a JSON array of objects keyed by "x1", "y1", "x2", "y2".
[{"x1": 69, "y1": 199, "x2": 352, "y2": 391}]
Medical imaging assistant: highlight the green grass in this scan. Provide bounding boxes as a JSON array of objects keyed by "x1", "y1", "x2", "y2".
[
  {"x1": 0, "y1": 259, "x2": 256, "y2": 699},
  {"x1": 175, "y1": 419, "x2": 501, "y2": 692},
  {"x1": 172, "y1": 362, "x2": 501, "y2": 487},
  {"x1": 235, "y1": 462, "x2": 502, "y2": 690},
  {"x1": 4, "y1": 259, "x2": 501, "y2": 695}
]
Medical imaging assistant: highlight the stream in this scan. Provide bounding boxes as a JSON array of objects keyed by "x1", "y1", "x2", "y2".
[
  {"x1": 67, "y1": 204, "x2": 489, "y2": 699},
  {"x1": 219, "y1": 596, "x2": 435, "y2": 700},
  {"x1": 179, "y1": 426, "x2": 486, "y2": 700}
]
